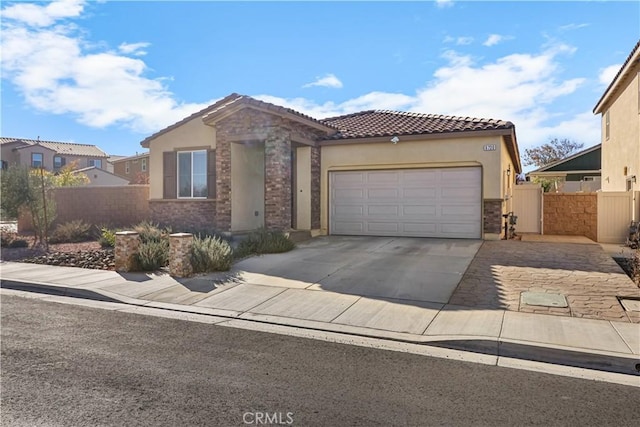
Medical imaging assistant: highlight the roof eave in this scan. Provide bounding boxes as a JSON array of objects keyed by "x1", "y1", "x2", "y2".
[{"x1": 593, "y1": 41, "x2": 640, "y2": 114}]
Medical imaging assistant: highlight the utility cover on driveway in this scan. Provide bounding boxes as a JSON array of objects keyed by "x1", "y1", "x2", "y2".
[{"x1": 521, "y1": 291, "x2": 568, "y2": 308}]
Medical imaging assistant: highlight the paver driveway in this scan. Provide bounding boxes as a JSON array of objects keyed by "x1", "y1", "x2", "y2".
[
  {"x1": 229, "y1": 236, "x2": 482, "y2": 304},
  {"x1": 449, "y1": 240, "x2": 640, "y2": 323}
]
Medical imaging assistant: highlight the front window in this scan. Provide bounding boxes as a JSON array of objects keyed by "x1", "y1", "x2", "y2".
[
  {"x1": 178, "y1": 150, "x2": 207, "y2": 198},
  {"x1": 31, "y1": 153, "x2": 43, "y2": 168},
  {"x1": 141, "y1": 158, "x2": 147, "y2": 172},
  {"x1": 89, "y1": 159, "x2": 102, "y2": 168},
  {"x1": 54, "y1": 156, "x2": 64, "y2": 169}
]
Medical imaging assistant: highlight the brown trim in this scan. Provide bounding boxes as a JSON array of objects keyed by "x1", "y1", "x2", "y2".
[{"x1": 149, "y1": 198, "x2": 218, "y2": 202}]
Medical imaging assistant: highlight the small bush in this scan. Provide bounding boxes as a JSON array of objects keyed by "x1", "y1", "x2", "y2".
[
  {"x1": 135, "y1": 239, "x2": 169, "y2": 271},
  {"x1": 235, "y1": 228, "x2": 295, "y2": 258},
  {"x1": 49, "y1": 220, "x2": 92, "y2": 243},
  {"x1": 182, "y1": 226, "x2": 231, "y2": 242},
  {"x1": 190, "y1": 235, "x2": 233, "y2": 273},
  {"x1": 99, "y1": 227, "x2": 117, "y2": 248},
  {"x1": 8, "y1": 239, "x2": 28, "y2": 248},
  {"x1": 134, "y1": 221, "x2": 171, "y2": 243}
]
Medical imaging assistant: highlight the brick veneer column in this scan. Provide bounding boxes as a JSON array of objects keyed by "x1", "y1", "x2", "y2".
[
  {"x1": 169, "y1": 233, "x2": 194, "y2": 278},
  {"x1": 310, "y1": 146, "x2": 321, "y2": 229},
  {"x1": 483, "y1": 199, "x2": 504, "y2": 235},
  {"x1": 265, "y1": 129, "x2": 292, "y2": 230},
  {"x1": 215, "y1": 133, "x2": 232, "y2": 232},
  {"x1": 114, "y1": 231, "x2": 140, "y2": 272}
]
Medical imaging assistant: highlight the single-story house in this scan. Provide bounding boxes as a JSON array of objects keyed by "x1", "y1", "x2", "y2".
[
  {"x1": 74, "y1": 166, "x2": 130, "y2": 186},
  {"x1": 141, "y1": 93, "x2": 521, "y2": 239},
  {"x1": 0, "y1": 137, "x2": 109, "y2": 171},
  {"x1": 526, "y1": 144, "x2": 601, "y2": 192}
]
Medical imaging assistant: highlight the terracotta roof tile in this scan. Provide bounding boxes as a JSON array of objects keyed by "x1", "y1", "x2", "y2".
[
  {"x1": 321, "y1": 110, "x2": 513, "y2": 140},
  {"x1": 0, "y1": 137, "x2": 108, "y2": 157}
]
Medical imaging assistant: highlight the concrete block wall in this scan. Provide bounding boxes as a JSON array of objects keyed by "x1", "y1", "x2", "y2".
[{"x1": 543, "y1": 193, "x2": 597, "y2": 241}]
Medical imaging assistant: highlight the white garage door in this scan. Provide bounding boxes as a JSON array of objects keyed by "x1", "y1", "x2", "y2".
[{"x1": 330, "y1": 167, "x2": 482, "y2": 239}]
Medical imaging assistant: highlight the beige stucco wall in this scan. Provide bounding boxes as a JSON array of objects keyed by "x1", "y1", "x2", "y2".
[
  {"x1": 500, "y1": 137, "x2": 516, "y2": 214},
  {"x1": 82, "y1": 169, "x2": 130, "y2": 186},
  {"x1": 14, "y1": 145, "x2": 56, "y2": 168},
  {"x1": 147, "y1": 117, "x2": 216, "y2": 199},
  {"x1": 601, "y1": 70, "x2": 640, "y2": 192},
  {"x1": 296, "y1": 146, "x2": 312, "y2": 230},
  {"x1": 231, "y1": 142, "x2": 265, "y2": 231},
  {"x1": 320, "y1": 135, "x2": 508, "y2": 234}
]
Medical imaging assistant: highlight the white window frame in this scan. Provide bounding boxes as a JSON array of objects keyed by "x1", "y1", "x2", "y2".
[
  {"x1": 89, "y1": 159, "x2": 102, "y2": 169},
  {"x1": 125, "y1": 161, "x2": 130, "y2": 174},
  {"x1": 605, "y1": 110, "x2": 610, "y2": 140},
  {"x1": 53, "y1": 155, "x2": 63, "y2": 169},
  {"x1": 177, "y1": 150, "x2": 207, "y2": 199},
  {"x1": 141, "y1": 158, "x2": 147, "y2": 172},
  {"x1": 31, "y1": 153, "x2": 43, "y2": 168}
]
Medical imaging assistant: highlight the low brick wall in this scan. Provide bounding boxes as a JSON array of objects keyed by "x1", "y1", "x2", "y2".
[
  {"x1": 18, "y1": 185, "x2": 149, "y2": 232},
  {"x1": 543, "y1": 193, "x2": 597, "y2": 241},
  {"x1": 149, "y1": 199, "x2": 216, "y2": 231}
]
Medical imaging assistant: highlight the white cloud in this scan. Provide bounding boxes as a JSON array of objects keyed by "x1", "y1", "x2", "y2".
[
  {"x1": 558, "y1": 23, "x2": 590, "y2": 32},
  {"x1": 483, "y1": 34, "x2": 511, "y2": 47},
  {"x1": 435, "y1": 0, "x2": 454, "y2": 8},
  {"x1": 1, "y1": 1, "x2": 213, "y2": 133},
  {"x1": 598, "y1": 64, "x2": 621, "y2": 86},
  {"x1": 118, "y1": 42, "x2": 150, "y2": 56},
  {"x1": 2, "y1": 0, "x2": 84, "y2": 27},
  {"x1": 302, "y1": 73, "x2": 343, "y2": 89},
  {"x1": 444, "y1": 35, "x2": 474, "y2": 46}
]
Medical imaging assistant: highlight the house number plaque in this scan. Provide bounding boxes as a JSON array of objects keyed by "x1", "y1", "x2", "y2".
[{"x1": 483, "y1": 144, "x2": 497, "y2": 151}]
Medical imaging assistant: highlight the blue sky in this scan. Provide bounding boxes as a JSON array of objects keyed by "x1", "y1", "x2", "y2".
[{"x1": 1, "y1": 1, "x2": 639, "y2": 170}]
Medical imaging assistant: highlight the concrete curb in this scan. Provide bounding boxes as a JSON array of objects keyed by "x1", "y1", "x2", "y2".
[{"x1": 2, "y1": 278, "x2": 639, "y2": 377}]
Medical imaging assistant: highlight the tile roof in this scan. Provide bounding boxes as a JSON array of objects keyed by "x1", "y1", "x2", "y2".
[
  {"x1": 0, "y1": 137, "x2": 108, "y2": 158},
  {"x1": 593, "y1": 38, "x2": 640, "y2": 113},
  {"x1": 321, "y1": 110, "x2": 514, "y2": 140}
]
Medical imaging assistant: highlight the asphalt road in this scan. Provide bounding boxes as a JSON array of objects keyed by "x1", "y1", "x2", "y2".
[{"x1": 1, "y1": 294, "x2": 639, "y2": 427}]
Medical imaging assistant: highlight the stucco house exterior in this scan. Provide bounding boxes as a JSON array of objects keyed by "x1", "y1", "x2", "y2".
[
  {"x1": 112, "y1": 152, "x2": 150, "y2": 183},
  {"x1": 1, "y1": 137, "x2": 109, "y2": 172},
  {"x1": 141, "y1": 93, "x2": 521, "y2": 239},
  {"x1": 527, "y1": 144, "x2": 601, "y2": 192},
  {"x1": 74, "y1": 166, "x2": 130, "y2": 186},
  {"x1": 593, "y1": 39, "x2": 640, "y2": 192}
]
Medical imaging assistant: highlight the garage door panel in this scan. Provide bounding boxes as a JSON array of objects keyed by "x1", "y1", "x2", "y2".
[
  {"x1": 367, "y1": 188, "x2": 399, "y2": 199},
  {"x1": 330, "y1": 167, "x2": 481, "y2": 239}
]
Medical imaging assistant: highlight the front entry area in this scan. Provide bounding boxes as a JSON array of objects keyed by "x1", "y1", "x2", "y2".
[{"x1": 329, "y1": 167, "x2": 482, "y2": 239}]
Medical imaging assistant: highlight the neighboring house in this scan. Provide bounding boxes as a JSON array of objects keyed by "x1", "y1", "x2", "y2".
[
  {"x1": 0, "y1": 137, "x2": 109, "y2": 172},
  {"x1": 106, "y1": 155, "x2": 127, "y2": 174},
  {"x1": 74, "y1": 166, "x2": 130, "y2": 186},
  {"x1": 593, "y1": 39, "x2": 640, "y2": 192},
  {"x1": 141, "y1": 93, "x2": 521, "y2": 239},
  {"x1": 527, "y1": 144, "x2": 601, "y2": 192},
  {"x1": 111, "y1": 152, "x2": 150, "y2": 183}
]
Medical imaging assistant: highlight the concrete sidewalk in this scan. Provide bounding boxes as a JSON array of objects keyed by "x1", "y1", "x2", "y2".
[{"x1": 1, "y1": 260, "x2": 639, "y2": 377}]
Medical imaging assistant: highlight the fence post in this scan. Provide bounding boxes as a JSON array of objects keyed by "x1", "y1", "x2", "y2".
[
  {"x1": 114, "y1": 231, "x2": 140, "y2": 272},
  {"x1": 169, "y1": 233, "x2": 194, "y2": 278}
]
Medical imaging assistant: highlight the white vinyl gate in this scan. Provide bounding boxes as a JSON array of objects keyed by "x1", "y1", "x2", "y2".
[
  {"x1": 512, "y1": 184, "x2": 542, "y2": 233},
  {"x1": 329, "y1": 167, "x2": 482, "y2": 239}
]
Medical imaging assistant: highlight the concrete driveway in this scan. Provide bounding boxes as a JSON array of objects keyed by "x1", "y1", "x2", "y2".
[{"x1": 228, "y1": 236, "x2": 482, "y2": 304}]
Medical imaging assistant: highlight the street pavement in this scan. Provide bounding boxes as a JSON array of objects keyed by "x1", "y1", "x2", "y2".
[
  {"x1": 2, "y1": 294, "x2": 639, "y2": 427},
  {"x1": 1, "y1": 236, "x2": 639, "y2": 377}
]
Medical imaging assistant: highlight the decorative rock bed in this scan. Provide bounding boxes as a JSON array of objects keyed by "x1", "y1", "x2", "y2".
[{"x1": 20, "y1": 249, "x2": 115, "y2": 270}]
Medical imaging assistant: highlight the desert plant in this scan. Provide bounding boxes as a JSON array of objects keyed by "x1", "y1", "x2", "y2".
[
  {"x1": 134, "y1": 221, "x2": 171, "y2": 243},
  {"x1": 98, "y1": 227, "x2": 117, "y2": 248},
  {"x1": 49, "y1": 220, "x2": 93, "y2": 243},
  {"x1": 8, "y1": 239, "x2": 28, "y2": 248},
  {"x1": 234, "y1": 228, "x2": 295, "y2": 258},
  {"x1": 190, "y1": 235, "x2": 233, "y2": 273},
  {"x1": 135, "y1": 239, "x2": 169, "y2": 271}
]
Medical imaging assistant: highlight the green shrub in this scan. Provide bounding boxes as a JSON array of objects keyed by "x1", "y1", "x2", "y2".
[
  {"x1": 99, "y1": 227, "x2": 117, "y2": 248},
  {"x1": 190, "y1": 235, "x2": 233, "y2": 273},
  {"x1": 134, "y1": 221, "x2": 171, "y2": 243},
  {"x1": 182, "y1": 226, "x2": 231, "y2": 242},
  {"x1": 234, "y1": 228, "x2": 295, "y2": 258},
  {"x1": 135, "y1": 239, "x2": 169, "y2": 271},
  {"x1": 49, "y1": 220, "x2": 92, "y2": 243}
]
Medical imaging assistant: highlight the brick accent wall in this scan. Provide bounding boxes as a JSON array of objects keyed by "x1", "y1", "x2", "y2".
[
  {"x1": 18, "y1": 185, "x2": 149, "y2": 232},
  {"x1": 169, "y1": 233, "x2": 194, "y2": 278},
  {"x1": 214, "y1": 133, "x2": 232, "y2": 231},
  {"x1": 483, "y1": 199, "x2": 503, "y2": 235},
  {"x1": 310, "y1": 146, "x2": 321, "y2": 229},
  {"x1": 149, "y1": 200, "x2": 216, "y2": 231},
  {"x1": 114, "y1": 231, "x2": 140, "y2": 272},
  {"x1": 265, "y1": 129, "x2": 292, "y2": 230},
  {"x1": 543, "y1": 193, "x2": 597, "y2": 241}
]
